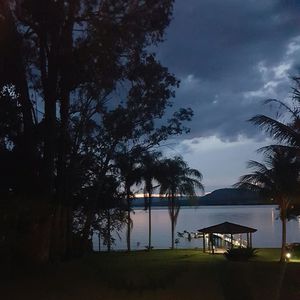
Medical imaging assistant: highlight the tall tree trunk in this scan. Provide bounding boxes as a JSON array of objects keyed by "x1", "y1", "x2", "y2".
[
  {"x1": 280, "y1": 205, "x2": 287, "y2": 263},
  {"x1": 98, "y1": 232, "x2": 101, "y2": 252},
  {"x1": 49, "y1": 204, "x2": 61, "y2": 261},
  {"x1": 55, "y1": 0, "x2": 78, "y2": 260},
  {"x1": 127, "y1": 209, "x2": 131, "y2": 251},
  {"x1": 81, "y1": 209, "x2": 94, "y2": 254},
  {"x1": 1, "y1": 1, "x2": 37, "y2": 187},
  {"x1": 43, "y1": 52, "x2": 58, "y2": 196},
  {"x1": 0, "y1": 2, "x2": 49, "y2": 263},
  {"x1": 49, "y1": 0, "x2": 79, "y2": 261},
  {"x1": 50, "y1": 204, "x2": 71, "y2": 261},
  {"x1": 66, "y1": 205, "x2": 73, "y2": 258},
  {"x1": 107, "y1": 209, "x2": 111, "y2": 252},
  {"x1": 19, "y1": 201, "x2": 52, "y2": 264},
  {"x1": 126, "y1": 186, "x2": 131, "y2": 251},
  {"x1": 148, "y1": 193, "x2": 152, "y2": 251},
  {"x1": 171, "y1": 195, "x2": 175, "y2": 250},
  {"x1": 0, "y1": 1, "x2": 35, "y2": 144}
]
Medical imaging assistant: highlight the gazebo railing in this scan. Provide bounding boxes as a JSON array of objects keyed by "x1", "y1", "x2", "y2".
[{"x1": 213, "y1": 233, "x2": 248, "y2": 248}]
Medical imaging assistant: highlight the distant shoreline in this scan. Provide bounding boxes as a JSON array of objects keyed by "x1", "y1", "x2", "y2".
[
  {"x1": 132, "y1": 203, "x2": 273, "y2": 208},
  {"x1": 131, "y1": 188, "x2": 270, "y2": 207}
]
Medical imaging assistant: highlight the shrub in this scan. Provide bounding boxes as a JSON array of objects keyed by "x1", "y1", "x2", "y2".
[{"x1": 224, "y1": 247, "x2": 257, "y2": 261}]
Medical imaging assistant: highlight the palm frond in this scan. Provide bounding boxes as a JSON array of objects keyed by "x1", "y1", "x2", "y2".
[
  {"x1": 233, "y1": 181, "x2": 264, "y2": 193},
  {"x1": 186, "y1": 168, "x2": 203, "y2": 180},
  {"x1": 257, "y1": 145, "x2": 299, "y2": 157},
  {"x1": 247, "y1": 160, "x2": 268, "y2": 173},
  {"x1": 250, "y1": 115, "x2": 300, "y2": 146},
  {"x1": 264, "y1": 98, "x2": 298, "y2": 119}
]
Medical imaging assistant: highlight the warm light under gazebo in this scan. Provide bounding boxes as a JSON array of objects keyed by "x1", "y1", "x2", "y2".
[{"x1": 198, "y1": 222, "x2": 257, "y2": 254}]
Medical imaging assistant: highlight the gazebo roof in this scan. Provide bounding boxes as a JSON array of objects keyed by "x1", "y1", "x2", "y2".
[{"x1": 198, "y1": 222, "x2": 257, "y2": 234}]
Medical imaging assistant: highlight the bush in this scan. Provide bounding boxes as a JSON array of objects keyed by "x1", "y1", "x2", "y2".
[
  {"x1": 285, "y1": 243, "x2": 300, "y2": 259},
  {"x1": 224, "y1": 247, "x2": 257, "y2": 261}
]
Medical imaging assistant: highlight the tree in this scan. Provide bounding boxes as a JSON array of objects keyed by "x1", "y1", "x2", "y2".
[
  {"x1": 27, "y1": 0, "x2": 177, "y2": 261},
  {"x1": 158, "y1": 156, "x2": 204, "y2": 249},
  {"x1": 0, "y1": 0, "x2": 198, "y2": 263},
  {"x1": 234, "y1": 149, "x2": 300, "y2": 262},
  {"x1": 114, "y1": 147, "x2": 142, "y2": 251},
  {"x1": 139, "y1": 150, "x2": 162, "y2": 250},
  {"x1": 246, "y1": 76, "x2": 300, "y2": 248},
  {"x1": 92, "y1": 176, "x2": 126, "y2": 252},
  {"x1": 250, "y1": 77, "x2": 300, "y2": 158}
]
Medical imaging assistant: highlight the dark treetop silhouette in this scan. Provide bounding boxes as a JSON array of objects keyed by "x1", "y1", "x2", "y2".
[{"x1": 0, "y1": 0, "x2": 198, "y2": 264}]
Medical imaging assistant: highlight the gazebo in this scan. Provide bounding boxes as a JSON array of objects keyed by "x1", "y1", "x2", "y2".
[{"x1": 198, "y1": 222, "x2": 257, "y2": 254}]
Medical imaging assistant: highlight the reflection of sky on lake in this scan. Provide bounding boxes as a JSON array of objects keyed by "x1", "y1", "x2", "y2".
[{"x1": 93, "y1": 206, "x2": 300, "y2": 251}]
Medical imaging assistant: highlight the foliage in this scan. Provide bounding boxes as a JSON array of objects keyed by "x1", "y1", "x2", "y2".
[
  {"x1": 237, "y1": 76, "x2": 300, "y2": 262},
  {"x1": 158, "y1": 156, "x2": 204, "y2": 249},
  {"x1": 224, "y1": 247, "x2": 258, "y2": 261},
  {"x1": 235, "y1": 149, "x2": 300, "y2": 262},
  {"x1": 159, "y1": 156, "x2": 204, "y2": 199},
  {"x1": 285, "y1": 243, "x2": 300, "y2": 259},
  {"x1": 0, "y1": 0, "x2": 199, "y2": 262},
  {"x1": 234, "y1": 149, "x2": 300, "y2": 203},
  {"x1": 138, "y1": 150, "x2": 162, "y2": 250}
]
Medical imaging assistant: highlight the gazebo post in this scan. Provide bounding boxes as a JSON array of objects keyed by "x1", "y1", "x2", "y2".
[
  {"x1": 247, "y1": 233, "x2": 250, "y2": 248},
  {"x1": 211, "y1": 234, "x2": 214, "y2": 255},
  {"x1": 202, "y1": 233, "x2": 206, "y2": 253},
  {"x1": 230, "y1": 234, "x2": 233, "y2": 249},
  {"x1": 250, "y1": 233, "x2": 252, "y2": 248}
]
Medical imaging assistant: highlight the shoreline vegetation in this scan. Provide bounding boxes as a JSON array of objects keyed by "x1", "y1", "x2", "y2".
[{"x1": 2, "y1": 249, "x2": 299, "y2": 300}]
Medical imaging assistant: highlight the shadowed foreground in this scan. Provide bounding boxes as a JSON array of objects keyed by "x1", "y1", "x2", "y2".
[{"x1": 1, "y1": 249, "x2": 300, "y2": 300}]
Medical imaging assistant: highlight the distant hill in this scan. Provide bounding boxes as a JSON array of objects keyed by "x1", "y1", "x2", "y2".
[
  {"x1": 132, "y1": 188, "x2": 266, "y2": 207},
  {"x1": 198, "y1": 188, "x2": 263, "y2": 205}
]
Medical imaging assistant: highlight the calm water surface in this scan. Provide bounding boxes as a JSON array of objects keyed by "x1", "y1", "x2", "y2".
[{"x1": 93, "y1": 205, "x2": 300, "y2": 250}]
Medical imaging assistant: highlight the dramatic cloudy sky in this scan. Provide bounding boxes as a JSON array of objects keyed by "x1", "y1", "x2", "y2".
[{"x1": 156, "y1": 0, "x2": 300, "y2": 192}]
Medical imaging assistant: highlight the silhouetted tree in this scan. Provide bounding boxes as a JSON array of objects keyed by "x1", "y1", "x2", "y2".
[
  {"x1": 92, "y1": 176, "x2": 126, "y2": 252},
  {"x1": 139, "y1": 151, "x2": 162, "y2": 250},
  {"x1": 248, "y1": 76, "x2": 300, "y2": 218},
  {"x1": 0, "y1": 0, "x2": 197, "y2": 263},
  {"x1": 235, "y1": 149, "x2": 300, "y2": 262},
  {"x1": 249, "y1": 76, "x2": 300, "y2": 166},
  {"x1": 113, "y1": 147, "x2": 142, "y2": 251},
  {"x1": 158, "y1": 156, "x2": 204, "y2": 249}
]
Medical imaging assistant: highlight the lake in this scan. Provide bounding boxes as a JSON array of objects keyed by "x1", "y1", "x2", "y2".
[{"x1": 93, "y1": 205, "x2": 300, "y2": 251}]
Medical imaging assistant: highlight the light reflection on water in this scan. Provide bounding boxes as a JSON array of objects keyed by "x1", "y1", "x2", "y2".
[{"x1": 93, "y1": 205, "x2": 300, "y2": 251}]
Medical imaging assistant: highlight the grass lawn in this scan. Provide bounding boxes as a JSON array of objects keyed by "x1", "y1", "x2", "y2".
[{"x1": 1, "y1": 249, "x2": 300, "y2": 300}]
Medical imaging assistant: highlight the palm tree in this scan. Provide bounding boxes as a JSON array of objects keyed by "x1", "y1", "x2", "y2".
[
  {"x1": 250, "y1": 77, "x2": 300, "y2": 155},
  {"x1": 114, "y1": 149, "x2": 141, "y2": 251},
  {"x1": 158, "y1": 156, "x2": 204, "y2": 249},
  {"x1": 235, "y1": 149, "x2": 300, "y2": 262},
  {"x1": 246, "y1": 76, "x2": 300, "y2": 254},
  {"x1": 139, "y1": 151, "x2": 162, "y2": 250}
]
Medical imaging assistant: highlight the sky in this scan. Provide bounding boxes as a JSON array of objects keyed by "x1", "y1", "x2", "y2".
[{"x1": 156, "y1": 0, "x2": 300, "y2": 192}]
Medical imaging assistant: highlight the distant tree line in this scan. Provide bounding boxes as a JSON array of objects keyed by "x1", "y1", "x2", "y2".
[{"x1": 0, "y1": 0, "x2": 204, "y2": 264}]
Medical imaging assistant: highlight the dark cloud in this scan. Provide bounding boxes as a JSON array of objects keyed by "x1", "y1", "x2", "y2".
[{"x1": 156, "y1": 0, "x2": 300, "y2": 140}]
